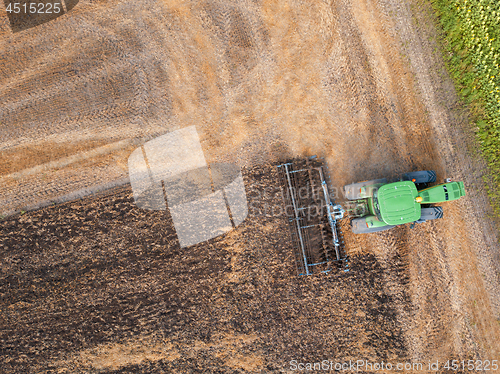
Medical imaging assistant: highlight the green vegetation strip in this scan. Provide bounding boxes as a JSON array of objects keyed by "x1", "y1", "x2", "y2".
[{"x1": 431, "y1": 0, "x2": 500, "y2": 214}]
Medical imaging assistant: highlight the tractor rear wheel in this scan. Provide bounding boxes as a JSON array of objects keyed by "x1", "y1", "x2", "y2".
[
  {"x1": 343, "y1": 178, "x2": 387, "y2": 200},
  {"x1": 351, "y1": 217, "x2": 396, "y2": 234}
]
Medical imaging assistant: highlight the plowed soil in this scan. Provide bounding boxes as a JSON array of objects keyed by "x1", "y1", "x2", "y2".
[
  {"x1": 1, "y1": 166, "x2": 411, "y2": 373},
  {"x1": 1, "y1": 0, "x2": 500, "y2": 372}
]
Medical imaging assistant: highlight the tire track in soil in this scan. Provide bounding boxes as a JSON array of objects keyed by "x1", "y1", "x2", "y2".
[
  {"x1": 323, "y1": 0, "x2": 443, "y2": 189},
  {"x1": 376, "y1": 0, "x2": 500, "y2": 361},
  {"x1": 0, "y1": 14, "x2": 166, "y2": 149},
  {"x1": 327, "y1": 0, "x2": 499, "y2": 362}
]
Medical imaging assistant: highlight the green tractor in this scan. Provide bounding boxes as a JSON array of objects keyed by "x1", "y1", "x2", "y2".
[{"x1": 342, "y1": 171, "x2": 466, "y2": 234}]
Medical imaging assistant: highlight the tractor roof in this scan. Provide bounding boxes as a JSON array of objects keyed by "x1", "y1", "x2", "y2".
[{"x1": 377, "y1": 181, "x2": 421, "y2": 225}]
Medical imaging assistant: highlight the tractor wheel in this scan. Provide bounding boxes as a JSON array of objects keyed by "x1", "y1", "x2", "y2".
[
  {"x1": 402, "y1": 170, "x2": 436, "y2": 189},
  {"x1": 418, "y1": 206, "x2": 444, "y2": 222},
  {"x1": 351, "y1": 218, "x2": 396, "y2": 234},
  {"x1": 343, "y1": 178, "x2": 387, "y2": 200}
]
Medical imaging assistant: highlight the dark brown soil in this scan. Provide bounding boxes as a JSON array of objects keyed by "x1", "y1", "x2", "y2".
[{"x1": 0, "y1": 164, "x2": 409, "y2": 373}]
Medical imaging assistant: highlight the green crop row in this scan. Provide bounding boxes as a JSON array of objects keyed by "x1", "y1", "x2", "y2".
[{"x1": 431, "y1": 0, "x2": 500, "y2": 215}]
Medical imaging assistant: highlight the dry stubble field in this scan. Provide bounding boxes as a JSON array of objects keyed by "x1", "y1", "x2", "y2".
[{"x1": 1, "y1": 0, "x2": 500, "y2": 372}]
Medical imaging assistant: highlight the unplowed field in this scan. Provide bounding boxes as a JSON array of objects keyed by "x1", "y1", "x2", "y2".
[{"x1": 1, "y1": 0, "x2": 499, "y2": 372}]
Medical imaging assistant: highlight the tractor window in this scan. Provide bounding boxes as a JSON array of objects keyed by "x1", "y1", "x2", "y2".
[{"x1": 443, "y1": 185, "x2": 449, "y2": 201}]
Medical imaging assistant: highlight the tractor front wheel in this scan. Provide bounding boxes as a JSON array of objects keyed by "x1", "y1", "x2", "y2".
[{"x1": 402, "y1": 170, "x2": 436, "y2": 189}]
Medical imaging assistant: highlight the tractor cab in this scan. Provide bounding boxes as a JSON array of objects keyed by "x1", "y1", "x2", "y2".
[{"x1": 374, "y1": 181, "x2": 421, "y2": 225}]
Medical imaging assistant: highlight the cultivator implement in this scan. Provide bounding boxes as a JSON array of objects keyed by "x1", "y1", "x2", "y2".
[{"x1": 277, "y1": 157, "x2": 348, "y2": 275}]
